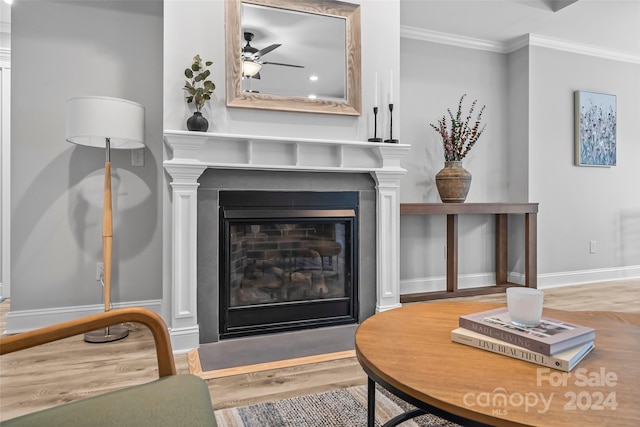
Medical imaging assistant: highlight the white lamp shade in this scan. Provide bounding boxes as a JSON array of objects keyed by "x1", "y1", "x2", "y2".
[
  {"x1": 66, "y1": 96, "x2": 145, "y2": 149},
  {"x1": 242, "y1": 60, "x2": 262, "y2": 77}
]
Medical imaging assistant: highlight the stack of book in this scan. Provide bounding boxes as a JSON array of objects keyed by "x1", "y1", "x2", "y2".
[{"x1": 451, "y1": 307, "x2": 596, "y2": 371}]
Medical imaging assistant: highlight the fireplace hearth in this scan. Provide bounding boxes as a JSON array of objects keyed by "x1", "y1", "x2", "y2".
[{"x1": 219, "y1": 191, "x2": 358, "y2": 338}]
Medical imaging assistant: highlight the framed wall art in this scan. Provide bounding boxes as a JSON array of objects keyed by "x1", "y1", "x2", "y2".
[{"x1": 574, "y1": 90, "x2": 617, "y2": 167}]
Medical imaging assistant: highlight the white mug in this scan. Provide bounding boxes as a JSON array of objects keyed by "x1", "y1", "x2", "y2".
[{"x1": 506, "y1": 287, "x2": 544, "y2": 327}]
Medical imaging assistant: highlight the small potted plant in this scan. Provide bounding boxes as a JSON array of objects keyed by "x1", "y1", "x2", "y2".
[
  {"x1": 183, "y1": 55, "x2": 215, "y2": 132},
  {"x1": 429, "y1": 94, "x2": 486, "y2": 203}
]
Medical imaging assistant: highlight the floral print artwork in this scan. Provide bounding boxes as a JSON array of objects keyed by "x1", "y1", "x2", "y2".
[{"x1": 575, "y1": 91, "x2": 617, "y2": 167}]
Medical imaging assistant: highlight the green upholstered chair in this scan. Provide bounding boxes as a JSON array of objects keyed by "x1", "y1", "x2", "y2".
[{"x1": 0, "y1": 308, "x2": 217, "y2": 426}]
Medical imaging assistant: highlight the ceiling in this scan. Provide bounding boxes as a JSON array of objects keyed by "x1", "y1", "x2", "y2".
[
  {"x1": 1, "y1": 0, "x2": 638, "y2": 58},
  {"x1": 400, "y1": 0, "x2": 640, "y2": 58}
]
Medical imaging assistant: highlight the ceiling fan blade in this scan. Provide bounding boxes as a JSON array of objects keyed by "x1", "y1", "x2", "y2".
[
  {"x1": 252, "y1": 43, "x2": 281, "y2": 59},
  {"x1": 262, "y1": 61, "x2": 304, "y2": 68}
]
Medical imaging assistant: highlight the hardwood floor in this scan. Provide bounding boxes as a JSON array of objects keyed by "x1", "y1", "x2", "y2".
[{"x1": 1, "y1": 280, "x2": 639, "y2": 421}]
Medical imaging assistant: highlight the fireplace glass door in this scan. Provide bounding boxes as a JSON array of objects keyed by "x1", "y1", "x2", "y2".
[{"x1": 219, "y1": 192, "x2": 358, "y2": 338}]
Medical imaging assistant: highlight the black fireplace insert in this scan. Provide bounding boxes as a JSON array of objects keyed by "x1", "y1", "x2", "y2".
[{"x1": 219, "y1": 191, "x2": 358, "y2": 339}]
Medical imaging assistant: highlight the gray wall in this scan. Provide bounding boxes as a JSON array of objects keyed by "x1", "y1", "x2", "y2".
[
  {"x1": 399, "y1": 37, "x2": 640, "y2": 293},
  {"x1": 507, "y1": 46, "x2": 530, "y2": 202},
  {"x1": 399, "y1": 38, "x2": 510, "y2": 292},
  {"x1": 529, "y1": 47, "x2": 640, "y2": 276},
  {"x1": 8, "y1": 0, "x2": 638, "y2": 322},
  {"x1": 162, "y1": 0, "x2": 400, "y2": 137},
  {"x1": 10, "y1": 1, "x2": 163, "y2": 311},
  {"x1": 399, "y1": 39, "x2": 510, "y2": 204}
]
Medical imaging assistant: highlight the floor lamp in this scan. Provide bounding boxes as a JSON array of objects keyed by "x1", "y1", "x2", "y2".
[{"x1": 66, "y1": 96, "x2": 145, "y2": 343}]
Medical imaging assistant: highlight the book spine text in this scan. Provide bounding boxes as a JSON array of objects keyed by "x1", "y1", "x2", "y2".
[
  {"x1": 451, "y1": 331, "x2": 569, "y2": 371},
  {"x1": 459, "y1": 317, "x2": 551, "y2": 355}
]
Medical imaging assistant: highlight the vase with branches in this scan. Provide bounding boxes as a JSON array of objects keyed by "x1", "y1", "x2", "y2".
[
  {"x1": 429, "y1": 94, "x2": 487, "y2": 203},
  {"x1": 183, "y1": 55, "x2": 215, "y2": 131}
]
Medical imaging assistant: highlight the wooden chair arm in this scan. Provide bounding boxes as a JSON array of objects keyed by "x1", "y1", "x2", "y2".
[{"x1": 0, "y1": 307, "x2": 177, "y2": 377}]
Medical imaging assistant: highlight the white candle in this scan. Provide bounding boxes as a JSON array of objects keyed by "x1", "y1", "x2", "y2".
[
  {"x1": 374, "y1": 72, "x2": 379, "y2": 108},
  {"x1": 389, "y1": 69, "x2": 393, "y2": 104}
]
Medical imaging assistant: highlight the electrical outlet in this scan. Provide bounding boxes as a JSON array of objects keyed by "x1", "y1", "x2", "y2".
[
  {"x1": 589, "y1": 240, "x2": 597, "y2": 254},
  {"x1": 96, "y1": 262, "x2": 104, "y2": 281},
  {"x1": 131, "y1": 148, "x2": 144, "y2": 166}
]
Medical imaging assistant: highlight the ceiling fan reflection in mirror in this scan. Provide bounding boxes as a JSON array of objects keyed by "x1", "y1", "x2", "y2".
[{"x1": 242, "y1": 32, "x2": 304, "y2": 84}]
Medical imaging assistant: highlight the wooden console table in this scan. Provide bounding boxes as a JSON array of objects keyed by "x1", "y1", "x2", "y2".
[{"x1": 400, "y1": 203, "x2": 538, "y2": 302}]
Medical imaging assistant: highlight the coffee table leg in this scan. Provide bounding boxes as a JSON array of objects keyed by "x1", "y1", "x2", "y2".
[{"x1": 368, "y1": 377, "x2": 375, "y2": 427}]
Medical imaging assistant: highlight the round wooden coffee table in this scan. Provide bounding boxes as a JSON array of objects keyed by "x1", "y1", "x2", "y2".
[{"x1": 355, "y1": 302, "x2": 640, "y2": 427}]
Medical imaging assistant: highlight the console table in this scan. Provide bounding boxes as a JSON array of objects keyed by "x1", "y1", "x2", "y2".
[{"x1": 400, "y1": 203, "x2": 538, "y2": 302}]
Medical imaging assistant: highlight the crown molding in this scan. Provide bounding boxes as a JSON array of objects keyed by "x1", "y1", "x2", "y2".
[
  {"x1": 401, "y1": 25, "x2": 640, "y2": 64},
  {"x1": 400, "y1": 26, "x2": 506, "y2": 53},
  {"x1": 526, "y1": 34, "x2": 640, "y2": 64}
]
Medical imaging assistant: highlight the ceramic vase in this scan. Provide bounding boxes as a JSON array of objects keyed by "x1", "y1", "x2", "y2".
[
  {"x1": 435, "y1": 161, "x2": 472, "y2": 203},
  {"x1": 187, "y1": 111, "x2": 209, "y2": 132}
]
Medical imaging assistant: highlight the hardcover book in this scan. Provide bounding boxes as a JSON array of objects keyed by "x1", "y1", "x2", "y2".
[
  {"x1": 451, "y1": 327, "x2": 594, "y2": 372},
  {"x1": 459, "y1": 307, "x2": 595, "y2": 356}
]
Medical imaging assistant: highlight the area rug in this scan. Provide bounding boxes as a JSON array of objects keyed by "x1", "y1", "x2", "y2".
[{"x1": 214, "y1": 385, "x2": 462, "y2": 427}]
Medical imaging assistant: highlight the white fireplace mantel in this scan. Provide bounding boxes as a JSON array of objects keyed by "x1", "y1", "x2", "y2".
[{"x1": 163, "y1": 130, "x2": 410, "y2": 352}]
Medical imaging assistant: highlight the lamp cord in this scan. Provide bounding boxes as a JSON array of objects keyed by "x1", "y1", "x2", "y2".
[{"x1": 99, "y1": 275, "x2": 114, "y2": 311}]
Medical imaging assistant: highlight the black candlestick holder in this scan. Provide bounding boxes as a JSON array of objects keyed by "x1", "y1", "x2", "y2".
[
  {"x1": 368, "y1": 106, "x2": 383, "y2": 142},
  {"x1": 384, "y1": 103, "x2": 398, "y2": 143}
]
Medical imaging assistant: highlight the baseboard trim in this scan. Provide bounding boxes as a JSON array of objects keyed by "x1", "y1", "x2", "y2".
[
  {"x1": 168, "y1": 325, "x2": 200, "y2": 354},
  {"x1": 402, "y1": 266, "x2": 640, "y2": 294},
  {"x1": 4, "y1": 299, "x2": 163, "y2": 335},
  {"x1": 536, "y1": 265, "x2": 640, "y2": 289},
  {"x1": 4, "y1": 299, "x2": 200, "y2": 354},
  {"x1": 401, "y1": 273, "x2": 499, "y2": 295}
]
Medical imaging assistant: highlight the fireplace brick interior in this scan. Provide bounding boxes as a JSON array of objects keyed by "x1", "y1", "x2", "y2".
[{"x1": 197, "y1": 169, "x2": 377, "y2": 343}]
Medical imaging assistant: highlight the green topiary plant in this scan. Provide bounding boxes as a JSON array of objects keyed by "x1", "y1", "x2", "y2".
[{"x1": 183, "y1": 55, "x2": 215, "y2": 112}]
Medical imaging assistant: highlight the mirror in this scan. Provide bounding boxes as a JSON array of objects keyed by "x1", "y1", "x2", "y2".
[{"x1": 225, "y1": 0, "x2": 361, "y2": 116}]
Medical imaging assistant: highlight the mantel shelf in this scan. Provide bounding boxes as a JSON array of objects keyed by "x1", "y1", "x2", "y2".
[{"x1": 163, "y1": 130, "x2": 411, "y2": 174}]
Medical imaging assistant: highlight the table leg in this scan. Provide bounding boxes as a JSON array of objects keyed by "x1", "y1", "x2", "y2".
[
  {"x1": 525, "y1": 212, "x2": 537, "y2": 288},
  {"x1": 368, "y1": 377, "x2": 375, "y2": 427},
  {"x1": 495, "y1": 214, "x2": 508, "y2": 285},
  {"x1": 446, "y1": 214, "x2": 458, "y2": 292}
]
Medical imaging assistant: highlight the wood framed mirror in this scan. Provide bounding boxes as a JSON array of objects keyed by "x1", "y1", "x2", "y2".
[{"x1": 225, "y1": 0, "x2": 361, "y2": 116}]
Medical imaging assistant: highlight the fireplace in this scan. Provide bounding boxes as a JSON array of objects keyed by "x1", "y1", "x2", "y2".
[
  {"x1": 219, "y1": 191, "x2": 358, "y2": 338},
  {"x1": 163, "y1": 131, "x2": 409, "y2": 352},
  {"x1": 197, "y1": 169, "x2": 374, "y2": 343}
]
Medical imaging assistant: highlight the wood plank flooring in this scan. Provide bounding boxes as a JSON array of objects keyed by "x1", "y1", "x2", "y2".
[{"x1": 1, "y1": 280, "x2": 639, "y2": 421}]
